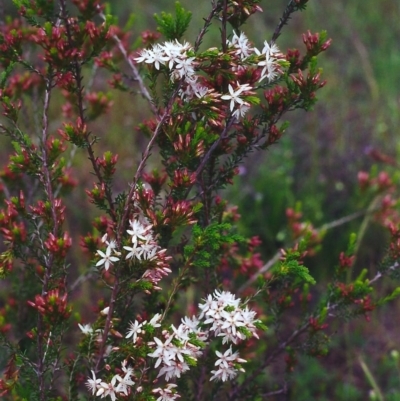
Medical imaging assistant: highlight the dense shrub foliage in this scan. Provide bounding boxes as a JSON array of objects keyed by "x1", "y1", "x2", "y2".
[{"x1": 0, "y1": 1, "x2": 399, "y2": 400}]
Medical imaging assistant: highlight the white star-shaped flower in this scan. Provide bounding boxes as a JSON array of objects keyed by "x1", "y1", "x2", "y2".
[
  {"x1": 126, "y1": 320, "x2": 144, "y2": 343},
  {"x1": 78, "y1": 323, "x2": 94, "y2": 335},
  {"x1": 221, "y1": 83, "x2": 252, "y2": 112},
  {"x1": 127, "y1": 219, "x2": 152, "y2": 244},
  {"x1": 96, "y1": 247, "x2": 119, "y2": 271},
  {"x1": 86, "y1": 370, "x2": 101, "y2": 395}
]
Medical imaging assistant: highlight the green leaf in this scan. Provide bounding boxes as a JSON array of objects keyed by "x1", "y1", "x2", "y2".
[
  {"x1": 376, "y1": 287, "x2": 400, "y2": 306},
  {"x1": 154, "y1": 1, "x2": 192, "y2": 40},
  {"x1": 276, "y1": 257, "x2": 316, "y2": 285}
]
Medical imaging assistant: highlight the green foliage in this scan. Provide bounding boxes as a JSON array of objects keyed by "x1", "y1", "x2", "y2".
[
  {"x1": 184, "y1": 222, "x2": 243, "y2": 269},
  {"x1": 0, "y1": 62, "x2": 15, "y2": 88},
  {"x1": 154, "y1": 2, "x2": 192, "y2": 40},
  {"x1": 275, "y1": 252, "x2": 316, "y2": 285},
  {"x1": 376, "y1": 287, "x2": 400, "y2": 306},
  {"x1": 13, "y1": 0, "x2": 55, "y2": 25}
]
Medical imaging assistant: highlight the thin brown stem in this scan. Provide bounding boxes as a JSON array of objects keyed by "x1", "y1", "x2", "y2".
[
  {"x1": 95, "y1": 279, "x2": 119, "y2": 371},
  {"x1": 59, "y1": 0, "x2": 116, "y2": 221},
  {"x1": 271, "y1": 0, "x2": 303, "y2": 44},
  {"x1": 229, "y1": 320, "x2": 308, "y2": 399},
  {"x1": 239, "y1": 208, "x2": 375, "y2": 293},
  {"x1": 221, "y1": 0, "x2": 228, "y2": 53},
  {"x1": 37, "y1": 73, "x2": 58, "y2": 401},
  {"x1": 194, "y1": 2, "x2": 222, "y2": 51},
  {"x1": 233, "y1": 259, "x2": 396, "y2": 399},
  {"x1": 196, "y1": 118, "x2": 235, "y2": 178},
  {"x1": 99, "y1": 12, "x2": 158, "y2": 116}
]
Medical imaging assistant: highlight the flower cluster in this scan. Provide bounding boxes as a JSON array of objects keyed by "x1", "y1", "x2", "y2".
[
  {"x1": 253, "y1": 38, "x2": 282, "y2": 83},
  {"x1": 95, "y1": 217, "x2": 171, "y2": 288},
  {"x1": 147, "y1": 317, "x2": 204, "y2": 381},
  {"x1": 134, "y1": 31, "x2": 284, "y2": 120},
  {"x1": 152, "y1": 383, "x2": 180, "y2": 401},
  {"x1": 198, "y1": 289, "x2": 260, "y2": 344},
  {"x1": 227, "y1": 31, "x2": 254, "y2": 60},
  {"x1": 86, "y1": 362, "x2": 135, "y2": 401},
  {"x1": 135, "y1": 40, "x2": 208, "y2": 101},
  {"x1": 85, "y1": 290, "x2": 261, "y2": 399},
  {"x1": 126, "y1": 313, "x2": 162, "y2": 344},
  {"x1": 145, "y1": 290, "x2": 260, "y2": 386}
]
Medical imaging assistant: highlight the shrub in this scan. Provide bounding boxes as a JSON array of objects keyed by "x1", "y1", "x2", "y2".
[{"x1": 0, "y1": 1, "x2": 399, "y2": 400}]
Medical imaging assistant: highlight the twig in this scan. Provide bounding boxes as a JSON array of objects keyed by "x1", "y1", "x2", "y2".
[
  {"x1": 229, "y1": 321, "x2": 309, "y2": 399},
  {"x1": 60, "y1": 0, "x2": 116, "y2": 221},
  {"x1": 37, "y1": 75, "x2": 56, "y2": 401},
  {"x1": 261, "y1": 387, "x2": 287, "y2": 398},
  {"x1": 95, "y1": 278, "x2": 119, "y2": 371},
  {"x1": 195, "y1": 117, "x2": 235, "y2": 178},
  {"x1": 233, "y1": 276, "x2": 396, "y2": 400},
  {"x1": 239, "y1": 208, "x2": 373, "y2": 293},
  {"x1": 194, "y1": 2, "x2": 222, "y2": 51},
  {"x1": 271, "y1": 0, "x2": 300, "y2": 44},
  {"x1": 221, "y1": 0, "x2": 228, "y2": 53},
  {"x1": 99, "y1": 12, "x2": 158, "y2": 116}
]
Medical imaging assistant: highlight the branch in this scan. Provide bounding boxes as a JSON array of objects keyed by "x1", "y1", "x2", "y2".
[
  {"x1": 271, "y1": 0, "x2": 302, "y2": 44},
  {"x1": 239, "y1": 208, "x2": 371, "y2": 293},
  {"x1": 99, "y1": 12, "x2": 158, "y2": 116},
  {"x1": 229, "y1": 321, "x2": 309, "y2": 399},
  {"x1": 221, "y1": 0, "x2": 228, "y2": 53},
  {"x1": 59, "y1": 0, "x2": 116, "y2": 221},
  {"x1": 234, "y1": 256, "x2": 398, "y2": 398},
  {"x1": 37, "y1": 75, "x2": 56, "y2": 401},
  {"x1": 194, "y1": 2, "x2": 222, "y2": 51}
]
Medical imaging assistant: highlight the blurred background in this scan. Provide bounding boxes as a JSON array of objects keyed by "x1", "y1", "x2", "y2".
[{"x1": 1, "y1": 0, "x2": 400, "y2": 399}]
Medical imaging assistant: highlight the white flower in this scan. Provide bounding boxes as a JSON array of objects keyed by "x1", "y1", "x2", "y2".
[
  {"x1": 240, "y1": 306, "x2": 260, "y2": 339},
  {"x1": 179, "y1": 76, "x2": 208, "y2": 101},
  {"x1": 96, "y1": 376, "x2": 118, "y2": 401},
  {"x1": 115, "y1": 370, "x2": 135, "y2": 395},
  {"x1": 181, "y1": 316, "x2": 208, "y2": 342},
  {"x1": 123, "y1": 242, "x2": 142, "y2": 260},
  {"x1": 140, "y1": 241, "x2": 159, "y2": 260},
  {"x1": 157, "y1": 359, "x2": 190, "y2": 381},
  {"x1": 232, "y1": 103, "x2": 250, "y2": 119},
  {"x1": 213, "y1": 290, "x2": 240, "y2": 307},
  {"x1": 162, "y1": 40, "x2": 191, "y2": 69},
  {"x1": 221, "y1": 83, "x2": 252, "y2": 112},
  {"x1": 210, "y1": 364, "x2": 239, "y2": 382},
  {"x1": 148, "y1": 313, "x2": 162, "y2": 327},
  {"x1": 214, "y1": 347, "x2": 246, "y2": 369},
  {"x1": 148, "y1": 336, "x2": 174, "y2": 368},
  {"x1": 100, "y1": 306, "x2": 110, "y2": 316},
  {"x1": 227, "y1": 31, "x2": 253, "y2": 59},
  {"x1": 78, "y1": 323, "x2": 94, "y2": 335},
  {"x1": 86, "y1": 370, "x2": 101, "y2": 395},
  {"x1": 153, "y1": 383, "x2": 181, "y2": 401},
  {"x1": 261, "y1": 40, "x2": 280, "y2": 56},
  {"x1": 180, "y1": 316, "x2": 200, "y2": 332},
  {"x1": 254, "y1": 43, "x2": 283, "y2": 83},
  {"x1": 198, "y1": 294, "x2": 215, "y2": 319},
  {"x1": 220, "y1": 309, "x2": 245, "y2": 337},
  {"x1": 127, "y1": 219, "x2": 152, "y2": 244},
  {"x1": 258, "y1": 62, "x2": 279, "y2": 83},
  {"x1": 210, "y1": 347, "x2": 246, "y2": 382},
  {"x1": 135, "y1": 45, "x2": 168, "y2": 70},
  {"x1": 173, "y1": 57, "x2": 196, "y2": 79},
  {"x1": 96, "y1": 247, "x2": 119, "y2": 271},
  {"x1": 199, "y1": 289, "x2": 261, "y2": 343},
  {"x1": 165, "y1": 336, "x2": 193, "y2": 363},
  {"x1": 126, "y1": 320, "x2": 144, "y2": 343}
]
